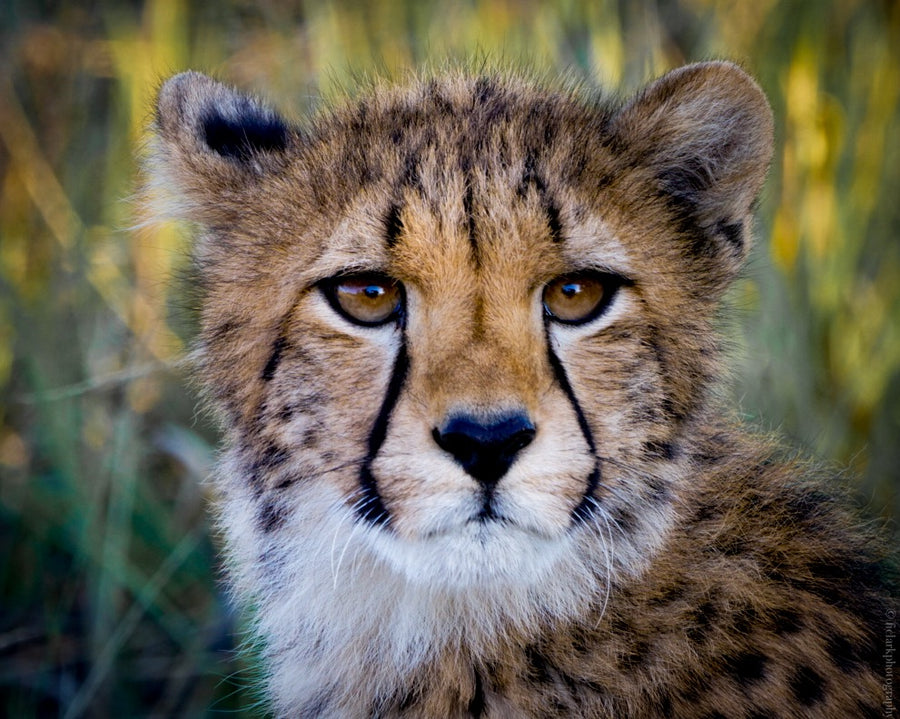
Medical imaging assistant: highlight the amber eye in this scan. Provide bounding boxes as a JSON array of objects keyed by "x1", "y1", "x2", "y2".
[
  {"x1": 542, "y1": 271, "x2": 622, "y2": 325},
  {"x1": 322, "y1": 274, "x2": 403, "y2": 326}
]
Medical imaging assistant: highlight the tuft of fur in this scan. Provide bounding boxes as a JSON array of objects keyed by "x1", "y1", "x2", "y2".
[{"x1": 148, "y1": 62, "x2": 896, "y2": 717}]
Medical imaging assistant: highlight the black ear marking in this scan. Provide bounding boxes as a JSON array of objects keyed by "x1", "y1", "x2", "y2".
[
  {"x1": 656, "y1": 158, "x2": 715, "y2": 204},
  {"x1": 201, "y1": 99, "x2": 289, "y2": 160},
  {"x1": 715, "y1": 219, "x2": 744, "y2": 251},
  {"x1": 156, "y1": 71, "x2": 291, "y2": 163}
]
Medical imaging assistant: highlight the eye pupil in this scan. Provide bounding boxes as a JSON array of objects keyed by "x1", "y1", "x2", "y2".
[{"x1": 561, "y1": 283, "x2": 580, "y2": 298}]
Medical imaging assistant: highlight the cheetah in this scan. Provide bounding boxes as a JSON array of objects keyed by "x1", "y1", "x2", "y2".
[{"x1": 148, "y1": 62, "x2": 897, "y2": 717}]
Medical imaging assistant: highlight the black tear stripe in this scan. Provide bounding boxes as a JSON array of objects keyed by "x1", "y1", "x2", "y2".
[
  {"x1": 356, "y1": 342, "x2": 409, "y2": 528},
  {"x1": 544, "y1": 324, "x2": 601, "y2": 524}
]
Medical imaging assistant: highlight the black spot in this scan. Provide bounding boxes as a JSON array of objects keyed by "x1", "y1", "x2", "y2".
[
  {"x1": 259, "y1": 442, "x2": 289, "y2": 469},
  {"x1": 642, "y1": 439, "x2": 676, "y2": 461},
  {"x1": 273, "y1": 476, "x2": 295, "y2": 491},
  {"x1": 826, "y1": 633, "x2": 862, "y2": 674},
  {"x1": 691, "y1": 500, "x2": 721, "y2": 524},
  {"x1": 385, "y1": 203, "x2": 404, "y2": 247},
  {"x1": 468, "y1": 668, "x2": 486, "y2": 718},
  {"x1": 619, "y1": 640, "x2": 650, "y2": 671},
  {"x1": 679, "y1": 676, "x2": 702, "y2": 703},
  {"x1": 570, "y1": 628, "x2": 590, "y2": 655},
  {"x1": 789, "y1": 665, "x2": 825, "y2": 706},
  {"x1": 525, "y1": 645, "x2": 554, "y2": 683},
  {"x1": 791, "y1": 553, "x2": 889, "y2": 623},
  {"x1": 257, "y1": 501, "x2": 284, "y2": 533},
  {"x1": 518, "y1": 151, "x2": 548, "y2": 197},
  {"x1": 546, "y1": 201, "x2": 564, "y2": 243},
  {"x1": 278, "y1": 404, "x2": 295, "y2": 421},
  {"x1": 610, "y1": 505, "x2": 637, "y2": 534},
  {"x1": 245, "y1": 441, "x2": 289, "y2": 487},
  {"x1": 463, "y1": 183, "x2": 478, "y2": 259},
  {"x1": 692, "y1": 446, "x2": 724, "y2": 466},
  {"x1": 784, "y1": 489, "x2": 832, "y2": 523},
  {"x1": 724, "y1": 651, "x2": 767, "y2": 686},
  {"x1": 209, "y1": 319, "x2": 240, "y2": 342},
  {"x1": 658, "y1": 395, "x2": 681, "y2": 422},
  {"x1": 542, "y1": 117, "x2": 556, "y2": 146},
  {"x1": 297, "y1": 389, "x2": 327, "y2": 413},
  {"x1": 300, "y1": 428, "x2": 320, "y2": 449},
  {"x1": 261, "y1": 333, "x2": 288, "y2": 381},
  {"x1": 202, "y1": 101, "x2": 288, "y2": 160},
  {"x1": 712, "y1": 533, "x2": 746, "y2": 557},
  {"x1": 426, "y1": 78, "x2": 454, "y2": 115},
  {"x1": 396, "y1": 686, "x2": 418, "y2": 713},
  {"x1": 733, "y1": 604, "x2": 759, "y2": 634},
  {"x1": 647, "y1": 582, "x2": 686, "y2": 607},
  {"x1": 591, "y1": 168, "x2": 613, "y2": 191},
  {"x1": 474, "y1": 76, "x2": 497, "y2": 105},
  {"x1": 401, "y1": 153, "x2": 421, "y2": 192},
  {"x1": 771, "y1": 608, "x2": 803, "y2": 635},
  {"x1": 687, "y1": 600, "x2": 719, "y2": 643},
  {"x1": 644, "y1": 474, "x2": 670, "y2": 504},
  {"x1": 807, "y1": 560, "x2": 845, "y2": 582},
  {"x1": 610, "y1": 616, "x2": 634, "y2": 636}
]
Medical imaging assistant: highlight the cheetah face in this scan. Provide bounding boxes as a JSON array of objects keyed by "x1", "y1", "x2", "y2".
[
  {"x1": 307, "y1": 197, "x2": 626, "y2": 587},
  {"x1": 150, "y1": 64, "x2": 772, "y2": 592}
]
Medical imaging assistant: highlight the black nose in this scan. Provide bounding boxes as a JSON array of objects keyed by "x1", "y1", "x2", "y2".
[{"x1": 432, "y1": 412, "x2": 536, "y2": 488}]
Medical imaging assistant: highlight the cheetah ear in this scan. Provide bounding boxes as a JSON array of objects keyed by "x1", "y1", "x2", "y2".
[
  {"x1": 610, "y1": 61, "x2": 774, "y2": 272},
  {"x1": 148, "y1": 71, "x2": 294, "y2": 222}
]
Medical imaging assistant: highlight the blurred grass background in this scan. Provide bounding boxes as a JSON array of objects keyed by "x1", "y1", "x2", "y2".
[{"x1": 0, "y1": 0, "x2": 898, "y2": 715}]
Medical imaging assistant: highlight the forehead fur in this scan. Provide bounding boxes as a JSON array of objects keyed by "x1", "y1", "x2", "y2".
[
  {"x1": 306, "y1": 71, "x2": 606, "y2": 183},
  {"x1": 150, "y1": 63, "x2": 772, "y2": 271}
]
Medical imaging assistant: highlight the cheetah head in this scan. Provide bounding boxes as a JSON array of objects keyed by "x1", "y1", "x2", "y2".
[{"x1": 149, "y1": 63, "x2": 772, "y2": 602}]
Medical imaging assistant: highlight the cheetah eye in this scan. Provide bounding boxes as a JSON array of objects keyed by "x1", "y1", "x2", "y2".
[
  {"x1": 321, "y1": 273, "x2": 403, "y2": 326},
  {"x1": 542, "y1": 271, "x2": 624, "y2": 325}
]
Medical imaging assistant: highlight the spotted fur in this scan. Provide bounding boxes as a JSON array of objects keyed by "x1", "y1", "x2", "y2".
[{"x1": 148, "y1": 62, "x2": 897, "y2": 717}]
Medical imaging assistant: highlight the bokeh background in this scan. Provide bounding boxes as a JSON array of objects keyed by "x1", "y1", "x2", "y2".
[{"x1": 1, "y1": 0, "x2": 898, "y2": 715}]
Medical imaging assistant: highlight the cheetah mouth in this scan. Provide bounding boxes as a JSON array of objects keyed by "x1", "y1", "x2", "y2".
[
  {"x1": 381, "y1": 515, "x2": 577, "y2": 589},
  {"x1": 419, "y1": 511, "x2": 562, "y2": 543}
]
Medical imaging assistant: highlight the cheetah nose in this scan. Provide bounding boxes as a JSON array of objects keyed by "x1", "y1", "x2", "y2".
[{"x1": 432, "y1": 413, "x2": 536, "y2": 488}]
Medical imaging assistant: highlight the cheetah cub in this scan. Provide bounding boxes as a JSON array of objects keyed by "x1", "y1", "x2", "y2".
[{"x1": 149, "y1": 62, "x2": 896, "y2": 717}]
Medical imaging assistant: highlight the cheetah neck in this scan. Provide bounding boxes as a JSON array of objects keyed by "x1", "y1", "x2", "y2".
[{"x1": 216, "y1": 448, "x2": 681, "y2": 715}]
